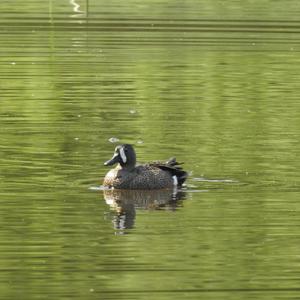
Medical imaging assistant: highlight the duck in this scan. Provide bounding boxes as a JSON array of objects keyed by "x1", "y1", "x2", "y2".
[{"x1": 103, "y1": 144, "x2": 188, "y2": 190}]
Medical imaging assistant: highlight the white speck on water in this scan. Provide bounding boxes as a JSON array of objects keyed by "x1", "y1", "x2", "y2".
[
  {"x1": 136, "y1": 139, "x2": 144, "y2": 144},
  {"x1": 109, "y1": 137, "x2": 119, "y2": 143},
  {"x1": 129, "y1": 109, "x2": 137, "y2": 114},
  {"x1": 193, "y1": 177, "x2": 237, "y2": 183},
  {"x1": 89, "y1": 186, "x2": 104, "y2": 191},
  {"x1": 11, "y1": 62, "x2": 16, "y2": 65},
  {"x1": 74, "y1": 137, "x2": 79, "y2": 141},
  {"x1": 77, "y1": 114, "x2": 81, "y2": 117},
  {"x1": 89, "y1": 288, "x2": 94, "y2": 292}
]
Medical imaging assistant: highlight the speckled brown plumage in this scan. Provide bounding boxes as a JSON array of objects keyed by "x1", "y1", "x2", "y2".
[{"x1": 104, "y1": 164, "x2": 175, "y2": 189}]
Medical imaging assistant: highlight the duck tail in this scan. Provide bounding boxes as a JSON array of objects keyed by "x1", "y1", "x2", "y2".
[{"x1": 155, "y1": 157, "x2": 188, "y2": 187}]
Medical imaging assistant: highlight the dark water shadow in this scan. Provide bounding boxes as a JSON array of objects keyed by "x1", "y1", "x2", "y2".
[{"x1": 103, "y1": 189, "x2": 186, "y2": 233}]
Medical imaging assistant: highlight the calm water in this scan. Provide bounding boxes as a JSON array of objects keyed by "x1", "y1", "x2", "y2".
[{"x1": 1, "y1": 1, "x2": 300, "y2": 299}]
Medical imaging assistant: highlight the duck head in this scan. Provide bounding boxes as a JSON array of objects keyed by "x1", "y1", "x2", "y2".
[{"x1": 104, "y1": 144, "x2": 136, "y2": 169}]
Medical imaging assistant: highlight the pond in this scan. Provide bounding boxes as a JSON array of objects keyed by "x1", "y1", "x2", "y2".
[{"x1": 0, "y1": 1, "x2": 300, "y2": 299}]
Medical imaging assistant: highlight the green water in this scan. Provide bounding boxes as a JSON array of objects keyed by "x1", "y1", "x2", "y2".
[{"x1": 1, "y1": 1, "x2": 300, "y2": 299}]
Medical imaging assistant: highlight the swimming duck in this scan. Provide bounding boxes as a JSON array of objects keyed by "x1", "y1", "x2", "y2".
[{"x1": 103, "y1": 144, "x2": 188, "y2": 190}]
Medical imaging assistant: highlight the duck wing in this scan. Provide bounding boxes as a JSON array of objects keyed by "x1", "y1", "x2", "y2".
[{"x1": 148, "y1": 157, "x2": 188, "y2": 186}]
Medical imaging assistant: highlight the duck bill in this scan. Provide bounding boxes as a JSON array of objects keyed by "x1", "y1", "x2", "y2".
[{"x1": 104, "y1": 153, "x2": 120, "y2": 166}]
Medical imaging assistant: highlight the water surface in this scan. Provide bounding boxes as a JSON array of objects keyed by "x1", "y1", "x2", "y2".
[{"x1": 0, "y1": 1, "x2": 300, "y2": 299}]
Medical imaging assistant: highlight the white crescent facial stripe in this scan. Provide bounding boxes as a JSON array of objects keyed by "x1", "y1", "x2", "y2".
[{"x1": 119, "y1": 148, "x2": 127, "y2": 163}]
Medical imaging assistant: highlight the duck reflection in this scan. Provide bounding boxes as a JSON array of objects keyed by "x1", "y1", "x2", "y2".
[{"x1": 103, "y1": 189, "x2": 186, "y2": 231}]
